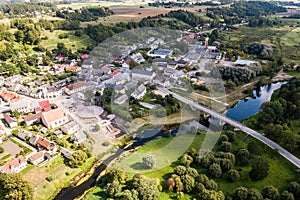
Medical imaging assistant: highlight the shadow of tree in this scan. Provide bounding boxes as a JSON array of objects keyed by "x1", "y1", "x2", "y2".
[{"x1": 130, "y1": 162, "x2": 146, "y2": 170}]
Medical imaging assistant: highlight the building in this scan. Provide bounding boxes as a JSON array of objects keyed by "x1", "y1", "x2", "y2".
[
  {"x1": 35, "y1": 136, "x2": 57, "y2": 152},
  {"x1": 17, "y1": 130, "x2": 32, "y2": 141},
  {"x1": 234, "y1": 59, "x2": 257, "y2": 67},
  {"x1": 130, "y1": 53, "x2": 145, "y2": 64},
  {"x1": 28, "y1": 151, "x2": 45, "y2": 165},
  {"x1": 43, "y1": 87, "x2": 63, "y2": 99},
  {"x1": 149, "y1": 49, "x2": 173, "y2": 58},
  {"x1": 41, "y1": 108, "x2": 68, "y2": 129},
  {"x1": 65, "y1": 82, "x2": 86, "y2": 95},
  {"x1": 114, "y1": 94, "x2": 129, "y2": 105},
  {"x1": 38, "y1": 100, "x2": 52, "y2": 112},
  {"x1": 24, "y1": 113, "x2": 42, "y2": 126},
  {"x1": 131, "y1": 69, "x2": 156, "y2": 82},
  {"x1": 3, "y1": 113, "x2": 18, "y2": 128},
  {"x1": 61, "y1": 121, "x2": 79, "y2": 135},
  {"x1": 61, "y1": 148, "x2": 73, "y2": 159},
  {"x1": 71, "y1": 131, "x2": 87, "y2": 145},
  {"x1": 10, "y1": 101, "x2": 38, "y2": 113},
  {"x1": 0, "y1": 156, "x2": 27, "y2": 174},
  {"x1": 0, "y1": 90, "x2": 21, "y2": 103},
  {"x1": 131, "y1": 84, "x2": 147, "y2": 99}
]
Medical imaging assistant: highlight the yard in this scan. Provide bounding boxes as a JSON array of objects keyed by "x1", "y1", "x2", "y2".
[{"x1": 22, "y1": 155, "x2": 95, "y2": 200}]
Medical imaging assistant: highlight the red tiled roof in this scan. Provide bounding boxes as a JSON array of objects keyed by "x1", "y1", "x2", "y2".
[
  {"x1": 39, "y1": 100, "x2": 51, "y2": 112},
  {"x1": 109, "y1": 70, "x2": 120, "y2": 77},
  {"x1": 66, "y1": 82, "x2": 86, "y2": 91},
  {"x1": 1, "y1": 156, "x2": 26, "y2": 174},
  {"x1": 24, "y1": 113, "x2": 42, "y2": 122},
  {"x1": 81, "y1": 54, "x2": 89, "y2": 59},
  {"x1": 28, "y1": 151, "x2": 44, "y2": 163},
  {"x1": 36, "y1": 137, "x2": 55, "y2": 150},
  {"x1": 3, "y1": 113, "x2": 17, "y2": 124}
]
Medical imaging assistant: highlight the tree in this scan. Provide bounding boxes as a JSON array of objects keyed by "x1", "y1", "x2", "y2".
[
  {"x1": 209, "y1": 163, "x2": 222, "y2": 178},
  {"x1": 142, "y1": 154, "x2": 156, "y2": 169},
  {"x1": 225, "y1": 130, "x2": 236, "y2": 142},
  {"x1": 106, "y1": 169, "x2": 127, "y2": 184},
  {"x1": 221, "y1": 141, "x2": 231, "y2": 152},
  {"x1": 181, "y1": 154, "x2": 193, "y2": 166},
  {"x1": 288, "y1": 182, "x2": 300, "y2": 199},
  {"x1": 233, "y1": 187, "x2": 248, "y2": 200},
  {"x1": 122, "y1": 189, "x2": 139, "y2": 200},
  {"x1": 186, "y1": 167, "x2": 198, "y2": 178},
  {"x1": 181, "y1": 174, "x2": 195, "y2": 193},
  {"x1": 174, "y1": 165, "x2": 187, "y2": 176},
  {"x1": 249, "y1": 156, "x2": 269, "y2": 181},
  {"x1": 68, "y1": 150, "x2": 88, "y2": 168},
  {"x1": 247, "y1": 188, "x2": 263, "y2": 200},
  {"x1": 219, "y1": 158, "x2": 233, "y2": 171},
  {"x1": 11, "y1": 110, "x2": 20, "y2": 120},
  {"x1": 132, "y1": 176, "x2": 160, "y2": 200},
  {"x1": 166, "y1": 178, "x2": 175, "y2": 190},
  {"x1": 106, "y1": 181, "x2": 121, "y2": 198},
  {"x1": 227, "y1": 169, "x2": 240, "y2": 182},
  {"x1": 0, "y1": 173, "x2": 33, "y2": 200},
  {"x1": 219, "y1": 135, "x2": 229, "y2": 143},
  {"x1": 262, "y1": 185, "x2": 280, "y2": 200},
  {"x1": 281, "y1": 191, "x2": 295, "y2": 200},
  {"x1": 236, "y1": 148, "x2": 250, "y2": 166},
  {"x1": 95, "y1": 124, "x2": 100, "y2": 131},
  {"x1": 14, "y1": 30, "x2": 24, "y2": 43}
]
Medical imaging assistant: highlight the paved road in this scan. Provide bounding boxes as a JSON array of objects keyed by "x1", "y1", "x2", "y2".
[{"x1": 158, "y1": 86, "x2": 300, "y2": 169}]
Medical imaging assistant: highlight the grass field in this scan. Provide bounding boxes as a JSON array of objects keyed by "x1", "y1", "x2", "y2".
[{"x1": 40, "y1": 30, "x2": 97, "y2": 50}]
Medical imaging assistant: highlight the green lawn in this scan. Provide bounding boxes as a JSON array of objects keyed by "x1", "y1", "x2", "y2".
[
  {"x1": 116, "y1": 133, "x2": 202, "y2": 175},
  {"x1": 40, "y1": 30, "x2": 97, "y2": 50}
]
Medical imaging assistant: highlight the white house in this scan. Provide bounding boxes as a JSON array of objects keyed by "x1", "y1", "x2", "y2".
[
  {"x1": 131, "y1": 85, "x2": 147, "y2": 99},
  {"x1": 61, "y1": 121, "x2": 79, "y2": 135},
  {"x1": 10, "y1": 101, "x2": 38, "y2": 113},
  {"x1": 0, "y1": 156, "x2": 27, "y2": 174},
  {"x1": 28, "y1": 151, "x2": 45, "y2": 165}
]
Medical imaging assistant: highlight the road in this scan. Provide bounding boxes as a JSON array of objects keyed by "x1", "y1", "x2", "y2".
[{"x1": 158, "y1": 86, "x2": 300, "y2": 169}]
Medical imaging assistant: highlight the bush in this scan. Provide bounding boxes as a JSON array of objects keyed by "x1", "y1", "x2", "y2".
[
  {"x1": 102, "y1": 141, "x2": 110, "y2": 146},
  {"x1": 0, "y1": 146, "x2": 4, "y2": 154},
  {"x1": 46, "y1": 176, "x2": 54, "y2": 182}
]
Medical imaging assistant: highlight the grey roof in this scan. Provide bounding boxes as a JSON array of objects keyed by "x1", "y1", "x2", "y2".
[
  {"x1": 124, "y1": 80, "x2": 138, "y2": 90},
  {"x1": 72, "y1": 131, "x2": 87, "y2": 144},
  {"x1": 153, "y1": 58, "x2": 168, "y2": 63},
  {"x1": 18, "y1": 130, "x2": 32, "y2": 140},
  {"x1": 132, "y1": 69, "x2": 155, "y2": 77}
]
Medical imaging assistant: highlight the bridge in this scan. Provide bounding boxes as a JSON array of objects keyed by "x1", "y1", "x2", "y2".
[{"x1": 157, "y1": 86, "x2": 300, "y2": 168}]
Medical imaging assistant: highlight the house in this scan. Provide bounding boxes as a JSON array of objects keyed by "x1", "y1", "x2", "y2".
[
  {"x1": 71, "y1": 131, "x2": 87, "y2": 145},
  {"x1": 131, "y1": 69, "x2": 156, "y2": 82},
  {"x1": 154, "y1": 77, "x2": 171, "y2": 88},
  {"x1": 61, "y1": 121, "x2": 79, "y2": 135},
  {"x1": 10, "y1": 101, "x2": 38, "y2": 113},
  {"x1": 65, "y1": 82, "x2": 86, "y2": 95},
  {"x1": 65, "y1": 65, "x2": 81, "y2": 73},
  {"x1": 0, "y1": 90, "x2": 21, "y2": 103},
  {"x1": 41, "y1": 108, "x2": 68, "y2": 129},
  {"x1": 0, "y1": 156, "x2": 27, "y2": 174},
  {"x1": 234, "y1": 59, "x2": 257, "y2": 67},
  {"x1": 3, "y1": 113, "x2": 18, "y2": 128},
  {"x1": 28, "y1": 151, "x2": 45, "y2": 165},
  {"x1": 61, "y1": 148, "x2": 73, "y2": 159},
  {"x1": 17, "y1": 130, "x2": 32, "y2": 141},
  {"x1": 24, "y1": 113, "x2": 42, "y2": 126},
  {"x1": 43, "y1": 87, "x2": 63, "y2": 99},
  {"x1": 130, "y1": 53, "x2": 145, "y2": 64},
  {"x1": 114, "y1": 94, "x2": 129, "y2": 105},
  {"x1": 131, "y1": 84, "x2": 147, "y2": 99},
  {"x1": 36, "y1": 136, "x2": 57, "y2": 152}
]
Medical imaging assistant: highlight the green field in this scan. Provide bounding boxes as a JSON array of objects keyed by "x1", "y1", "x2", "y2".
[
  {"x1": 40, "y1": 30, "x2": 97, "y2": 50},
  {"x1": 85, "y1": 128, "x2": 298, "y2": 199}
]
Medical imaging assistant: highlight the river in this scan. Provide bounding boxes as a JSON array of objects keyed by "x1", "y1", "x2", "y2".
[
  {"x1": 225, "y1": 81, "x2": 287, "y2": 121},
  {"x1": 54, "y1": 82, "x2": 286, "y2": 200}
]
